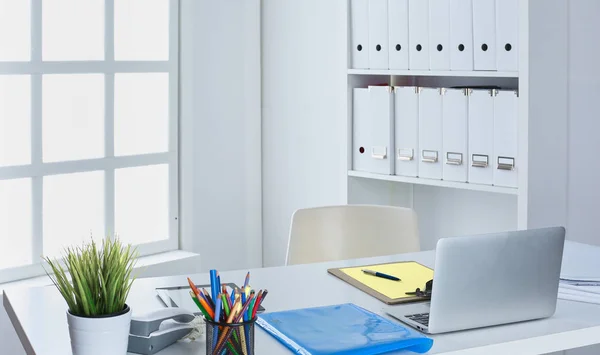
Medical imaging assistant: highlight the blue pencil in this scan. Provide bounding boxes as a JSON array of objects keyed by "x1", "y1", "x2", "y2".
[
  {"x1": 209, "y1": 270, "x2": 217, "y2": 304},
  {"x1": 216, "y1": 272, "x2": 221, "y2": 301},
  {"x1": 213, "y1": 296, "x2": 222, "y2": 347},
  {"x1": 241, "y1": 292, "x2": 247, "y2": 320}
]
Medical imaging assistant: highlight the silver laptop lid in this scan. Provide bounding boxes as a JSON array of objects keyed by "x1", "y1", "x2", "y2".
[{"x1": 428, "y1": 227, "x2": 565, "y2": 334}]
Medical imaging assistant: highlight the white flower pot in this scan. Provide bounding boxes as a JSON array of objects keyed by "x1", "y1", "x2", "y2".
[{"x1": 66, "y1": 305, "x2": 132, "y2": 355}]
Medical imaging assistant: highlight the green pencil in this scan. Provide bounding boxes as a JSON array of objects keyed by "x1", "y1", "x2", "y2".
[
  {"x1": 189, "y1": 291, "x2": 212, "y2": 321},
  {"x1": 221, "y1": 293, "x2": 231, "y2": 317}
]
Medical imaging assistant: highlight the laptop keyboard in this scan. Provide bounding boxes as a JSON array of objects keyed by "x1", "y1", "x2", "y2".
[{"x1": 406, "y1": 313, "x2": 430, "y2": 326}]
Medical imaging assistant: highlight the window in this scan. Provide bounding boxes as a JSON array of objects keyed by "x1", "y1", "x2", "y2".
[{"x1": 0, "y1": 0, "x2": 178, "y2": 283}]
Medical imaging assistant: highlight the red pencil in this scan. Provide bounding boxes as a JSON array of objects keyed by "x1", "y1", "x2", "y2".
[{"x1": 252, "y1": 290, "x2": 264, "y2": 319}]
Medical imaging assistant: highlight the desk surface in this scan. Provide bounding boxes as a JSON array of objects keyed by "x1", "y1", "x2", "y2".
[{"x1": 5, "y1": 242, "x2": 600, "y2": 355}]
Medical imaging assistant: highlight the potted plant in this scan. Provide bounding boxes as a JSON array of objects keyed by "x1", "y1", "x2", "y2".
[{"x1": 43, "y1": 238, "x2": 138, "y2": 355}]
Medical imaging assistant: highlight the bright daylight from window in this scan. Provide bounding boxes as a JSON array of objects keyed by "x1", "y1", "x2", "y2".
[{"x1": 0, "y1": 0, "x2": 178, "y2": 282}]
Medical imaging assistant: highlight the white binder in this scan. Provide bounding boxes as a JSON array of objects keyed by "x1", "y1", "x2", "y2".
[
  {"x1": 442, "y1": 88, "x2": 468, "y2": 182},
  {"x1": 408, "y1": 0, "x2": 429, "y2": 70},
  {"x1": 496, "y1": 0, "x2": 518, "y2": 72},
  {"x1": 429, "y1": 0, "x2": 451, "y2": 70},
  {"x1": 394, "y1": 86, "x2": 419, "y2": 177},
  {"x1": 368, "y1": 0, "x2": 389, "y2": 69},
  {"x1": 472, "y1": 0, "x2": 497, "y2": 71},
  {"x1": 350, "y1": 0, "x2": 369, "y2": 69},
  {"x1": 388, "y1": 0, "x2": 409, "y2": 70},
  {"x1": 353, "y1": 88, "x2": 371, "y2": 172},
  {"x1": 418, "y1": 88, "x2": 443, "y2": 180},
  {"x1": 468, "y1": 89, "x2": 494, "y2": 185},
  {"x1": 493, "y1": 90, "x2": 518, "y2": 188},
  {"x1": 449, "y1": 0, "x2": 474, "y2": 71},
  {"x1": 352, "y1": 87, "x2": 394, "y2": 175}
]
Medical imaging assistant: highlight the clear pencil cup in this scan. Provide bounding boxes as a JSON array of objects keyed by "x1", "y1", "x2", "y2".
[{"x1": 205, "y1": 317, "x2": 256, "y2": 355}]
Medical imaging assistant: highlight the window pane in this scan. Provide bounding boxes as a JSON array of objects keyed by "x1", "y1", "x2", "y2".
[
  {"x1": 0, "y1": 75, "x2": 31, "y2": 167},
  {"x1": 114, "y1": 73, "x2": 168, "y2": 156},
  {"x1": 42, "y1": 0, "x2": 104, "y2": 61},
  {"x1": 42, "y1": 74, "x2": 104, "y2": 162},
  {"x1": 0, "y1": 0, "x2": 30, "y2": 61},
  {"x1": 115, "y1": 0, "x2": 169, "y2": 61},
  {"x1": 0, "y1": 179, "x2": 32, "y2": 269},
  {"x1": 43, "y1": 171, "x2": 104, "y2": 258},
  {"x1": 115, "y1": 165, "x2": 169, "y2": 244}
]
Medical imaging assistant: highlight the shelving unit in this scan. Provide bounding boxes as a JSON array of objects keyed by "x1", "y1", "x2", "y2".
[
  {"x1": 344, "y1": 1, "x2": 569, "y2": 250},
  {"x1": 347, "y1": 69, "x2": 519, "y2": 78},
  {"x1": 348, "y1": 170, "x2": 519, "y2": 196}
]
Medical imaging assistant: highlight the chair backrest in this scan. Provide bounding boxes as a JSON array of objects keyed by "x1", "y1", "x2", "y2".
[{"x1": 285, "y1": 205, "x2": 420, "y2": 266}]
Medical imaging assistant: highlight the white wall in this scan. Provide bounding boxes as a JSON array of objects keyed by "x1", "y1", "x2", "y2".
[
  {"x1": 261, "y1": 0, "x2": 348, "y2": 267},
  {"x1": 567, "y1": 0, "x2": 600, "y2": 247},
  {"x1": 179, "y1": 0, "x2": 263, "y2": 270}
]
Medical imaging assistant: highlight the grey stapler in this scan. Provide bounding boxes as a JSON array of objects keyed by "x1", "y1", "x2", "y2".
[{"x1": 128, "y1": 308, "x2": 197, "y2": 355}]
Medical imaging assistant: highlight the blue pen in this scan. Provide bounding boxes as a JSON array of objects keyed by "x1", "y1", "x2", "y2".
[
  {"x1": 361, "y1": 269, "x2": 401, "y2": 281},
  {"x1": 230, "y1": 288, "x2": 235, "y2": 305}
]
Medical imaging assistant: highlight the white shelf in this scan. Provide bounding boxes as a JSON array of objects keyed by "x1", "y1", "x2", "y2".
[
  {"x1": 347, "y1": 69, "x2": 519, "y2": 78},
  {"x1": 348, "y1": 170, "x2": 519, "y2": 196}
]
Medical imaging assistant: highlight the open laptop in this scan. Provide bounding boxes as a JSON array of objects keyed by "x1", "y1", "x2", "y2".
[{"x1": 386, "y1": 227, "x2": 565, "y2": 334}]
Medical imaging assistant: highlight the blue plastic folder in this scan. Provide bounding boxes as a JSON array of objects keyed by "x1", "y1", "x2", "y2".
[{"x1": 257, "y1": 303, "x2": 433, "y2": 355}]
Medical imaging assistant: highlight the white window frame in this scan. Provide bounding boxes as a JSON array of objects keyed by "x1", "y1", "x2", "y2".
[{"x1": 0, "y1": 0, "x2": 179, "y2": 284}]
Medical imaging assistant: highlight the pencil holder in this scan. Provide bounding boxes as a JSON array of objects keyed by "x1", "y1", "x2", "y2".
[{"x1": 205, "y1": 317, "x2": 256, "y2": 355}]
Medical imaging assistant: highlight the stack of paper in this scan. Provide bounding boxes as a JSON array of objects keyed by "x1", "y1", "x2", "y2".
[{"x1": 558, "y1": 241, "x2": 600, "y2": 305}]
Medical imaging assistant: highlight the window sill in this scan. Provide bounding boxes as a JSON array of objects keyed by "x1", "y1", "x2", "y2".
[{"x1": 0, "y1": 250, "x2": 200, "y2": 292}]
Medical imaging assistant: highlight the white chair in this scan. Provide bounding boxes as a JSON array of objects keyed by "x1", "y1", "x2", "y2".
[{"x1": 285, "y1": 205, "x2": 420, "y2": 266}]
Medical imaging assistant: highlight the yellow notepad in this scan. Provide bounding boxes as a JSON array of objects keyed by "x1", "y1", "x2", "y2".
[{"x1": 328, "y1": 261, "x2": 434, "y2": 304}]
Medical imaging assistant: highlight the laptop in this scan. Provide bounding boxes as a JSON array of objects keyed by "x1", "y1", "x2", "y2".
[{"x1": 386, "y1": 227, "x2": 565, "y2": 334}]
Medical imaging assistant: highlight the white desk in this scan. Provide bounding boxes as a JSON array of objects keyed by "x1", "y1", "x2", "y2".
[{"x1": 5, "y1": 242, "x2": 600, "y2": 355}]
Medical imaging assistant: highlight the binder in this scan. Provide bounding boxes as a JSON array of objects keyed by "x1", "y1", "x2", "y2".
[
  {"x1": 429, "y1": 0, "x2": 451, "y2": 70},
  {"x1": 442, "y1": 88, "x2": 468, "y2": 182},
  {"x1": 368, "y1": 0, "x2": 389, "y2": 69},
  {"x1": 350, "y1": 0, "x2": 369, "y2": 69},
  {"x1": 408, "y1": 0, "x2": 429, "y2": 70},
  {"x1": 493, "y1": 90, "x2": 518, "y2": 188},
  {"x1": 328, "y1": 261, "x2": 434, "y2": 304},
  {"x1": 418, "y1": 88, "x2": 443, "y2": 180},
  {"x1": 388, "y1": 0, "x2": 409, "y2": 70},
  {"x1": 496, "y1": 0, "x2": 518, "y2": 72},
  {"x1": 449, "y1": 0, "x2": 474, "y2": 71},
  {"x1": 472, "y1": 0, "x2": 497, "y2": 71},
  {"x1": 257, "y1": 303, "x2": 434, "y2": 355},
  {"x1": 352, "y1": 88, "x2": 371, "y2": 173},
  {"x1": 394, "y1": 86, "x2": 419, "y2": 177},
  {"x1": 468, "y1": 89, "x2": 494, "y2": 185},
  {"x1": 352, "y1": 87, "x2": 394, "y2": 175}
]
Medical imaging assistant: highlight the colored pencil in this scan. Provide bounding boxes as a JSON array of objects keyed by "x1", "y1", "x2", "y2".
[
  {"x1": 247, "y1": 291, "x2": 256, "y2": 320},
  {"x1": 244, "y1": 272, "x2": 250, "y2": 289},
  {"x1": 221, "y1": 292, "x2": 230, "y2": 317},
  {"x1": 202, "y1": 288, "x2": 215, "y2": 309},
  {"x1": 252, "y1": 290, "x2": 263, "y2": 319},
  {"x1": 189, "y1": 291, "x2": 212, "y2": 321},
  {"x1": 241, "y1": 292, "x2": 247, "y2": 320},
  {"x1": 187, "y1": 278, "x2": 200, "y2": 297},
  {"x1": 258, "y1": 289, "x2": 268, "y2": 307},
  {"x1": 216, "y1": 272, "x2": 222, "y2": 301},
  {"x1": 209, "y1": 270, "x2": 217, "y2": 305},
  {"x1": 213, "y1": 296, "x2": 222, "y2": 347}
]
